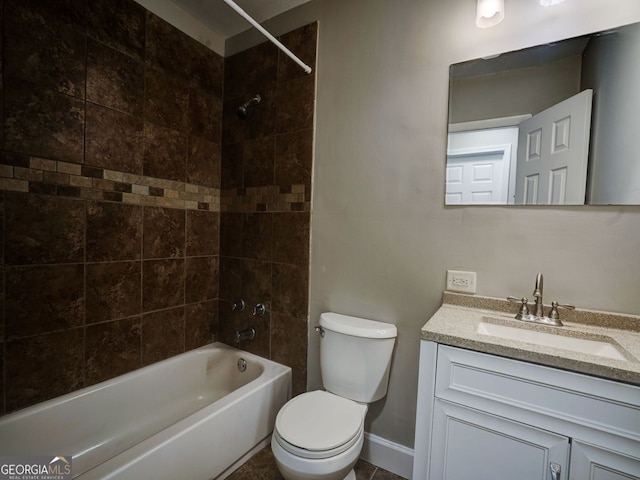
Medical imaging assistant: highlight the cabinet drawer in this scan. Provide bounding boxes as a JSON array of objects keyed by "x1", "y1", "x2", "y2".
[{"x1": 435, "y1": 345, "x2": 640, "y2": 444}]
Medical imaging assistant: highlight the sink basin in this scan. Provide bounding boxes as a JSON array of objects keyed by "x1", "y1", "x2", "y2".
[{"x1": 476, "y1": 321, "x2": 628, "y2": 361}]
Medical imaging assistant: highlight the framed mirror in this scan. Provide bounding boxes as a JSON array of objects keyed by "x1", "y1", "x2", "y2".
[{"x1": 445, "y1": 21, "x2": 640, "y2": 206}]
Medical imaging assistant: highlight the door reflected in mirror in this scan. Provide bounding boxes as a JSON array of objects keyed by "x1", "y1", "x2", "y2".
[{"x1": 445, "y1": 21, "x2": 640, "y2": 206}]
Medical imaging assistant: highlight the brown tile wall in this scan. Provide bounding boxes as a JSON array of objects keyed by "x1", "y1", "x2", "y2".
[
  {"x1": 0, "y1": 0, "x2": 316, "y2": 414},
  {"x1": 0, "y1": 0, "x2": 223, "y2": 414},
  {"x1": 219, "y1": 23, "x2": 317, "y2": 396}
]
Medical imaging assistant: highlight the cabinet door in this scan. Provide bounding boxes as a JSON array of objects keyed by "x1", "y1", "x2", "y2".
[
  {"x1": 430, "y1": 400, "x2": 570, "y2": 480},
  {"x1": 570, "y1": 440, "x2": 640, "y2": 480}
]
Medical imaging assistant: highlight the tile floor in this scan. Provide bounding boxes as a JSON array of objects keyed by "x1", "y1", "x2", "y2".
[{"x1": 226, "y1": 446, "x2": 407, "y2": 480}]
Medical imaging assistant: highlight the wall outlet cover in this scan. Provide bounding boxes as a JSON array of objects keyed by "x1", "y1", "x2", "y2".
[{"x1": 446, "y1": 270, "x2": 477, "y2": 294}]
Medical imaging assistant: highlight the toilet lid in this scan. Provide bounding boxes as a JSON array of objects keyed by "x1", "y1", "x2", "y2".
[{"x1": 275, "y1": 391, "x2": 364, "y2": 452}]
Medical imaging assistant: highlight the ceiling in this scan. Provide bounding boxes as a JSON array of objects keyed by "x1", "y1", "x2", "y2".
[
  {"x1": 171, "y1": 0, "x2": 313, "y2": 39},
  {"x1": 450, "y1": 36, "x2": 591, "y2": 80}
]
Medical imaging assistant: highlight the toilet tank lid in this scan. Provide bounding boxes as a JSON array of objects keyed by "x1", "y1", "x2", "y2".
[{"x1": 320, "y1": 313, "x2": 397, "y2": 339}]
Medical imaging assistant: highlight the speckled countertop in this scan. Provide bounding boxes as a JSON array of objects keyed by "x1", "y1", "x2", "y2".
[{"x1": 422, "y1": 292, "x2": 640, "y2": 386}]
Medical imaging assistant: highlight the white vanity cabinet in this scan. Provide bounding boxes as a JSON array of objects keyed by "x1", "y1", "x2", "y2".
[
  {"x1": 569, "y1": 441, "x2": 640, "y2": 480},
  {"x1": 413, "y1": 341, "x2": 640, "y2": 480},
  {"x1": 431, "y1": 400, "x2": 570, "y2": 479}
]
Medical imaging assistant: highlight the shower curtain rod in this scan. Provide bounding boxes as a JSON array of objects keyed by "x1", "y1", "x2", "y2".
[{"x1": 221, "y1": 0, "x2": 313, "y2": 74}]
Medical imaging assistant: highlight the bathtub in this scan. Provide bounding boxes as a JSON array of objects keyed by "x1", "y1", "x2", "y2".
[{"x1": 0, "y1": 342, "x2": 291, "y2": 480}]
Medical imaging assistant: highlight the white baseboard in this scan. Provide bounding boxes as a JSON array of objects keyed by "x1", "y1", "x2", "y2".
[{"x1": 360, "y1": 432, "x2": 414, "y2": 479}]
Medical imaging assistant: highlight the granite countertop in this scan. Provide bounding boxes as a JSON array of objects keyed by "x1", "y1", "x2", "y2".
[{"x1": 422, "y1": 292, "x2": 640, "y2": 386}]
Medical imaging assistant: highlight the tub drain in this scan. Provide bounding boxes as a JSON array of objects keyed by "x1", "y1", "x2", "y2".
[{"x1": 237, "y1": 358, "x2": 247, "y2": 372}]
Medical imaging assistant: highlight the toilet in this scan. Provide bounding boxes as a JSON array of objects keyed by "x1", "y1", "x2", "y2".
[{"x1": 271, "y1": 312, "x2": 397, "y2": 480}]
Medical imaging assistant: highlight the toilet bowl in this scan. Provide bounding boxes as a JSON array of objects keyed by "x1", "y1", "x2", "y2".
[
  {"x1": 271, "y1": 313, "x2": 397, "y2": 480},
  {"x1": 271, "y1": 391, "x2": 367, "y2": 480}
]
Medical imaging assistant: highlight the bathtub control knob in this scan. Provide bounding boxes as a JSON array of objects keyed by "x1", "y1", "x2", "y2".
[
  {"x1": 252, "y1": 303, "x2": 266, "y2": 317},
  {"x1": 232, "y1": 299, "x2": 245, "y2": 312}
]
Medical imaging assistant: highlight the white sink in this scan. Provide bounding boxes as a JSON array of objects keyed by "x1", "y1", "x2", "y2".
[{"x1": 476, "y1": 321, "x2": 628, "y2": 361}]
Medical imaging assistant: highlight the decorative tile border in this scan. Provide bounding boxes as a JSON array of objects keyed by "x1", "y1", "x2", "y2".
[
  {"x1": 0, "y1": 153, "x2": 311, "y2": 213},
  {"x1": 221, "y1": 185, "x2": 311, "y2": 213},
  {"x1": 0, "y1": 152, "x2": 220, "y2": 210}
]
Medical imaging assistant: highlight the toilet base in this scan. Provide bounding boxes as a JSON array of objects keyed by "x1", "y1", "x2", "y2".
[{"x1": 271, "y1": 432, "x2": 363, "y2": 480}]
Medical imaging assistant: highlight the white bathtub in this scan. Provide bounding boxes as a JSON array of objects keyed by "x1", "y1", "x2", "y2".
[{"x1": 0, "y1": 342, "x2": 291, "y2": 480}]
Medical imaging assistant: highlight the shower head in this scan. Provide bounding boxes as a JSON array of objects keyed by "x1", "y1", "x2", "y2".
[{"x1": 237, "y1": 94, "x2": 261, "y2": 119}]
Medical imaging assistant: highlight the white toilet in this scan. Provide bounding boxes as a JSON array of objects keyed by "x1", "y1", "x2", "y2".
[{"x1": 271, "y1": 312, "x2": 397, "y2": 480}]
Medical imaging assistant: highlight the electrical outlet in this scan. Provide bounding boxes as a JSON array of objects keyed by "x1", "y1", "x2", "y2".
[{"x1": 446, "y1": 270, "x2": 477, "y2": 294}]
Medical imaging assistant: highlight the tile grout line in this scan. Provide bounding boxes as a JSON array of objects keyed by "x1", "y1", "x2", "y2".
[
  {"x1": 140, "y1": 206, "x2": 145, "y2": 367},
  {"x1": 81, "y1": 18, "x2": 89, "y2": 391},
  {"x1": 82, "y1": 201, "x2": 88, "y2": 389},
  {"x1": 183, "y1": 208, "x2": 187, "y2": 353},
  {"x1": 2, "y1": 190, "x2": 5, "y2": 413},
  {"x1": 140, "y1": 16, "x2": 148, "y2": 369},
  {"x1": 370, "y1": 466, "x2": 379, "y2": 480}
]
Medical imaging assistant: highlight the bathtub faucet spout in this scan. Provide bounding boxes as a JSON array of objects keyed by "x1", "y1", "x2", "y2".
[{"x1": 235, "y1": 327, "x2": 256, "y2": 344}]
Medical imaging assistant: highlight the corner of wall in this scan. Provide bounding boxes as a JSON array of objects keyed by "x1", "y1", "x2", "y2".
[{"x1": 133, "y1": 0, "x2": 226, "y2": 55}]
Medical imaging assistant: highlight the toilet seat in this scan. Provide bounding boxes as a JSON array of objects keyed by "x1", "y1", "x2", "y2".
[{"x1": 274, "y1": 391, "x2": 365, "y2": 460}]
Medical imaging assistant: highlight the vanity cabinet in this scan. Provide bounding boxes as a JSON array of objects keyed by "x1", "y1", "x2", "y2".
[
  {"x1": 413, "y1": 342, "x2": 640, "y2": 480},
  {"x1": 569, "y1": 441, "x2": 640, "y2": 480},
  {"x1": 431, "y1": 400, "x2": 570, "y2": 479}
]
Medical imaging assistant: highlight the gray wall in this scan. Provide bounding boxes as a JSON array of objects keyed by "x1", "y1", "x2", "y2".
[
  {"x1": 582, "y1": 22, "x2": 640, "y2": 204},
  {"x1": 228, "y1": 0, "x2": 640, "y2": 449},
  {"x1": 449, "y1": 56, "x2": 582, "y2": 123}
]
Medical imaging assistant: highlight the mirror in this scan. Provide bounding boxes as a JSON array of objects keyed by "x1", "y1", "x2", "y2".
[{"x1": 445, "y1": 21, "x2": 640, "y2": 206}]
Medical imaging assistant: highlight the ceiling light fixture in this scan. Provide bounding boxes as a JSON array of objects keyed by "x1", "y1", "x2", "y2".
[
  {"x1": 540, "y1": 0, "x2": 566, "y2": 5},
  {"x1": 476, "y1": 0, "x2": 505, "y2": 28}
]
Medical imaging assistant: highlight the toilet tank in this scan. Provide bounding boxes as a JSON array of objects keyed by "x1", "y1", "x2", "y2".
[{"x1": 319, "y1": 312, "x2": 397, "y2": 403}]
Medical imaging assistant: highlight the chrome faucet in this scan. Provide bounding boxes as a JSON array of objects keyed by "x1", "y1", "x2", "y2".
[
  {"x1": 532, "y1": 272, "x2": 544, "y2": 318},
  {"x1": 507, "y1": 273, "x2": 575, "y2": 326},
  {"x1": 235, "y1": 327, "x2": 256, "y2": 343}
]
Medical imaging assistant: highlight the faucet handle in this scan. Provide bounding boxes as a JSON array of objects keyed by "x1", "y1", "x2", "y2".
[
  {"x1": 507, "y1": 296, "x2": 526, "y2": 302},
  {"x1": 507, "y1": 296, "x2": 530, "y2": 319},
  {"x1": 548, "y1": 301, "x2": 575, "y2": 321},
  {"x1": 232, "y1": 299, "x2": 245, "y2": 311}
]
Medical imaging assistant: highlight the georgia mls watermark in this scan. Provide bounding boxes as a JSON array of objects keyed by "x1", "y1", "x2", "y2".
[{"x1": 0, "y1": 456, "x2": 72, "y2": 480}]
